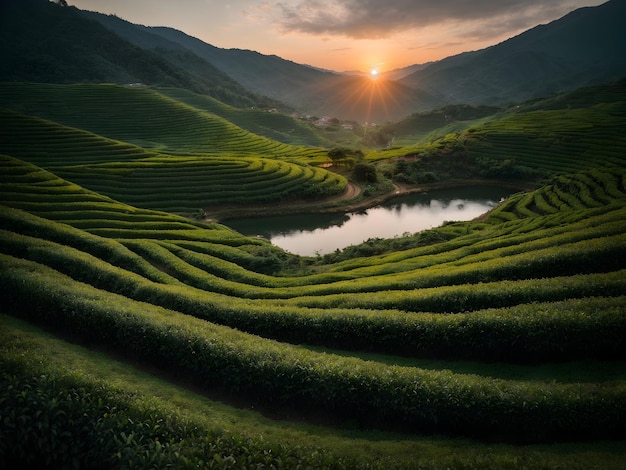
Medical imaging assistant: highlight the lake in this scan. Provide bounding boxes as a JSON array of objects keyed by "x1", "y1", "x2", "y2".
[{"x1": 226, "y1": 186, "x2": 512, "y2": 256}]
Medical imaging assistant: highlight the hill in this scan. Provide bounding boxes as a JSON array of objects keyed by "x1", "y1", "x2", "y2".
[
  {"x1": 0, "y1": 83, "x2": 345, "y2": 214},
  {"x1": 0, "y1": 82, "x2": 330, "y2": 150},
  {"x1": 0, "y1": 0, "x2": 281, "y2": 110},
  {"x1": 79, "y1": 0, "x2": 626, "y2": 119},
  {"x1": 1, "y1": 152, "x2": 625, "y2": 467},
  {"x1": 154, "y1": 87, "x2": 332, "y2": 147},
  {"x1": 375, "y1": 79, "x2": 626, "y2": 187},
  {"x1": 389, "y1": 104, "x2": 502, "y2": 144},
  {"x1": 400, "y1": 0, "x2": 626, "y2": 106},
  {"x1": 1, "y1": 76, "x2": 626, "y2": 466}
]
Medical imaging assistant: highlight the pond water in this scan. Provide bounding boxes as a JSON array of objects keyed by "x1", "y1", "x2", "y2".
[{"x1": 226, "y1": 186, "x2": 511, "y2": 256}]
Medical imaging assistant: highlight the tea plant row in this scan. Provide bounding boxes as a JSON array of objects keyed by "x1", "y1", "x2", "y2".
[
  {"x1": 0, "y1": 107, "x2": 347, "y2": 211},
  {"x1": 1, "y1": 156, "x2": 625, "y2": 366},
  {"x1": 2, "y1": 253, "x2": 624, "y2": 443},
  {"x1": 0, "y1": 83, "x2": 327, "y2": 159}
]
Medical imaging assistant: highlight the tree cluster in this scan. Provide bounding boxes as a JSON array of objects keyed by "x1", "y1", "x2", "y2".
[{"x1": 327, "y1": 147, "x2": 364, "y2": 167}]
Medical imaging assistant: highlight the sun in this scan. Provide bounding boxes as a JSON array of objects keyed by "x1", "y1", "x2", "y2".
[{"x1": 370, "y1": 69, "x2": 379, "y2": 79}]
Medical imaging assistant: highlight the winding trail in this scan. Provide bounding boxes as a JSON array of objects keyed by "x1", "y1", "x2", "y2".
[
  {"x1": 325, "y1": 181, "x2": 361, "y2": 203},
  {"x1": 204, "y1": 175, "x2": 528, "y2": 223},
  {"x1": 204, "y1": 179, "x2": 415, "y2": 222}
]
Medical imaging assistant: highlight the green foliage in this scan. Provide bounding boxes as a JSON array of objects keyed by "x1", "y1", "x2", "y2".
[
  {"x1": 0, "y1": 0, "x2": 279, "y2": 109},
  {"x1": 353, "y1": 161, "x2": 378, "y2": 183},
  {"x1": 394, "y1": 158, "x2": 441, "y2": 184},
  {"x1": 5, "y1": 318, "x2": 623, "y2": 470},
  {"x1": 0, "y1": 348, "x2": 354, "y2": 469},
  {"x1": 0, "y1": 92, "x2": 347, "y2": 210},
  {"x1": 360, "y1": 124, "x2": 395, "y2": 148},
  {"x1": 1, "y1": 79, "x2": 626, "y2": 465},
  {"x1": 327, "y1": 147, "x2": 364, "y2": 167},
  {"x1": 2, "y1": 258, "x2": 625, "y2": 444}
]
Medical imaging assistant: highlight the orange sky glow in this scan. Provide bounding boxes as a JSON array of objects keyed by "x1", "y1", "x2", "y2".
[{"x1": 71, "y1": 1, "x2": 607, "y2": 73}]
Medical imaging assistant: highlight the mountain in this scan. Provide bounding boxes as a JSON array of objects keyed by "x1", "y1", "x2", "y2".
[
  {"x1": 382, "y1": 63, "x2": 433, "y2": 81},
  {"x1": 5, "y1": 0, "x2": 624, "y2": 123},
  {"x1": 79, "y1": 12, "x2": 442, "y2": 122},
  {"x1": 400, "y1": 0, "x2": 626, "y2": 105},
  {"x1": 133, "y1": 26, "x2": 444, "y2": 122},
  {"x1": 275, "y1": 73, "x2": 441, "y2": 124},
  {"x1": 0, "y1": 0, "x2": 281, "y2": 110}
]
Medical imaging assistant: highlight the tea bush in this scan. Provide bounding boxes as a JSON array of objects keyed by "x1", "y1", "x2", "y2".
[
  {"x1": 2, "y1": 255, "x2": 625, "y2": 443},
  {"x1": 1, "y1": 80, "x2": 626, "y2": 461}
]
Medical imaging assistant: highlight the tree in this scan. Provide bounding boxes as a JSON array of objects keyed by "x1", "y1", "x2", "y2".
[
  {"x1": 327, "y1": 147, "x2": 357, "y2": 167},
  {"x1": 353, "y1": 162, "x2": 377, "y2": 183}
]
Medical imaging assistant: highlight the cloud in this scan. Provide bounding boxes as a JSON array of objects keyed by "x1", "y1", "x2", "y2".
[{"x1": 272, "y1": 0, "x2": 598, "y2": 39}]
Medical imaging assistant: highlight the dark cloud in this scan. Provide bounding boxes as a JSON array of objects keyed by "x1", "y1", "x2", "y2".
[{"x1": 274, "y1": 0, "x2": 599, "y2": 39}]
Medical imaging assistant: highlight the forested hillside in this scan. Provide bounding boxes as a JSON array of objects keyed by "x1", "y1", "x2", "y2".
[
  {"x1": 400, "y1": 0, "x2": 626, "y2": 106},
  {"x1": 0, "y1": 0, "x2": 281, "y2": 110}
]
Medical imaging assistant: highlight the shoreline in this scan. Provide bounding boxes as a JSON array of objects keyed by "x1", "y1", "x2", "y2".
[{"x1": 203, "y1": 178, "x2": 533, "y2": 223}]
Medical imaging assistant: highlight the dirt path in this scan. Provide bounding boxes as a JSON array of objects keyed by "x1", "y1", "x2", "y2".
[
  {"x1": 203, "y1": 178, "x2": 529, "y2": 222},
  {"x1": 326, "y1": 181, "x2": 361, "y2": 203},
  {"x1": 204, "y1": 179, "x2": 416, "y2": 222}
]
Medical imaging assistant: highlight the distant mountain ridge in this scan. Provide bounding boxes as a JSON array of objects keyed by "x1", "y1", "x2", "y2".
[
  {"x1": 78, "y1": 12, "x2": 443, "y2": 123},
  {"x1": 2, "y1": 0, "x2": 625, "y2": 123},
  {"x1": 73, "y1": 0, "x2": 626, "y2": 119},
  {"x1": 0, "y1": 0, "x2": 282, "y2": 110},
  {"x1": 109, "y1": 0, "x2": 626, "y2": 117},
  {"x1": 400, "y1": 0, "x2": 626, "y2": 105}
]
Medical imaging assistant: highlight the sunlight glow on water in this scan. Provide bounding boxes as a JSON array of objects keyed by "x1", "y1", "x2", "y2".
[
  {"x1": 271, "y1": 199, "x2": 494, "y2": 255},
  {"x1": 227, "y1": 188, "x2": 510, "y2": 256}
]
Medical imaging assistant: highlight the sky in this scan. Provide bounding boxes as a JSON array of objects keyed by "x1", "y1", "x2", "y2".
[{"x1": 70, "y1": 0, "x2": 606, "y2": 73}]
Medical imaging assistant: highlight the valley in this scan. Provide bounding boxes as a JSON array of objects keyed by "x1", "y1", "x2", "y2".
[
  {"x1": 1, "y1": 1, "x2": 625, "y2": 468},
  {"x1": 2, "y1": 76, "x2": 625, "y2": 469}
]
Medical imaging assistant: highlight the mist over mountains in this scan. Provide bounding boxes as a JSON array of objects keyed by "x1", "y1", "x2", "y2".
[{"x1": 2, "y1": 0, "x2": 625, "y2": 123}]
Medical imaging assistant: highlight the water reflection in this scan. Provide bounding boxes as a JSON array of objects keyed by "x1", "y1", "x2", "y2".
[{"x1": 226, "y1": 187, "x2": 510, "y2": 256}]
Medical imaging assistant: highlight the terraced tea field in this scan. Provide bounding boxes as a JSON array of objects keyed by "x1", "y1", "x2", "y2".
[
  {"x1": 1, "y1": 81, "x2": 625, "y2": 468},
  {"x1": 0, "y1": 83, "x2": 331, "y2": 158},
  {"x1": 464, "y1": 81, "x2": 626, "y2": 172},
  {"x1": 0, "y1": 85, "x2": 347, "y2": 213},
  {"x1": 378, "y1": 79, "x2": 626, "y2": 173},
  {"x1": 156, "y1": 87, "x2": 333, "y2": 147}
]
